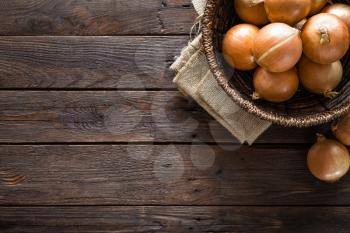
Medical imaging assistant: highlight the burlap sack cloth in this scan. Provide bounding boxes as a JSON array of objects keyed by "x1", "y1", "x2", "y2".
[{"x1": 171, "y1": 0, "x2": 272, "y2": 145}]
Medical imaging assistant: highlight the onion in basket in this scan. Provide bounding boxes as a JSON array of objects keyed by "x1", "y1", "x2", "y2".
[
  {"x1": 298, "y1": 56, "x2": 343, "y2": 98},
  {"x1": 222, "y1": 24, "x2": 259, "y2": 71},
  {"x1": 253, "y1": 23, "x2": 302, "y2": 72},
  {"x1": 332, "y1": 113, "x2": 350, "y2": 146},
  {"x1": 234, "y1": 0, "x2": 269, "y2": 25},
  {"x1": 252, "y1": 67, "x2": 299, "y2": 103},
  {"x1": 307, "y1": 134, "x2": 350, "y2": 182},
  {"x1": 322, "y1": 3, "x2": 350, "y2": 32},
  {"x1": 252, "y1": 0, "x2": 311, "y2": 25},
  {"x1": 309, "y1": 0, "x2": 329, "y2": 16},
  {"x1": 301, "y1": 13, "x2": 350, "y2": 64}
]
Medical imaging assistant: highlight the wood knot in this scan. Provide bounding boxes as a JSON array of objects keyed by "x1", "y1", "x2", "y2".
[{"x1": 0, "y1": 170, "x2": 26, "y2": 186}]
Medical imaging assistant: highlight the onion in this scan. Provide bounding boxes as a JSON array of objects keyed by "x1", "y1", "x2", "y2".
[
  {"x1": 252, "y1": 0, "x2": 311, "y2": 25},
  {"x1": 298, "y1": 56, "x2": 343, "y2": 98},
  {"x1": 253, "y1": 23, "x2": 303, "y2": 72},
  {"x1": 222, "y1": 24, "x2": 259, "y2": 71},
  {"x1": 234, "y1": 0, "x2": 269, "y2": 25},
  {"x1": 252, "y1": 67, "x2": 299, "y2": 103},
  {"x1": 307, "y1": 134, "x2": 350, "y2": 182},
  {"x1": 332, "y1": 113, "x2": 350, "y2": 146},
  {"x1": 322, "y1": 3, "x2": 350, "y2": 33},
  {"x1": 309, "y1": 0, "x2": 328, "y2": 16},
  {"x1": 301, "y1": 13, "x2": 350, "y2": 64}
]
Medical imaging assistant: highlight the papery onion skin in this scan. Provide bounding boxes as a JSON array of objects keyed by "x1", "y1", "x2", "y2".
[
  {"x1": 254, "y1": 23, "x2": 303, "y2": 72},
  {"x1": 332, "y1": 113, "x2": 350, "y2": 146},
  {"x1": 234, "y1": 0, "x2": 269, "y2": 25},
  {"x1": 222, "y1": 24, "x2": 259, "y2": 71},
  {"x1": 301, "y1": 13, "x2": 350, "y2": 64},
  {"x1": 253, "y1": 67, "x2": 299, "y2": 103},
  {"x1": 322, "y1": 3, "x2": 350, "y2": 33},
  {"x1": 263, "y1": 0, "x2": 311, "y2": 25},
  {"x1": 295, "y1": 19, "x2": 308, "y2": 31},
  {"x1": 309, "y1": 0, "x2": 328, "y2": 16},
  {"x1": 307, "y1": 135, "x2": 350, "y2": 182},
  {"x1": 298, "y1": 56, "x2": 343, "y2": 98}
]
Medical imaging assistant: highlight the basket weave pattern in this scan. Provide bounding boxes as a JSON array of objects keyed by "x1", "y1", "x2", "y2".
[{"x1": 202, "y1": 0, "x2": 350, "y2": 127}]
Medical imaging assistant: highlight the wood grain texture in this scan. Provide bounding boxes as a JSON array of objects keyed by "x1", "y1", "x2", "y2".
[
  {"x1": 0, "y1": 0, "x2": 196, "y2": 35},
  {"x1": 0, "y1": 1, "x2": 343, "y2": 231},
  {"x1": 0, "y1": 145, "x2": 349, "y2": 205},
  {"x1": 0, "y1": 206, "x2": 349, "y2": 233},
  {"x1": 0, "y1": 91, "x2": 321, "y2": 143},
  {"x1": 0, "y1": 36, "x2": 188, "y2": 89}
]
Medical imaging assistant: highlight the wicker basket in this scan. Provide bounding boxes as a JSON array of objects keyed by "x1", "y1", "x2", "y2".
[{"x1": 202, "y1": 0, "x2": 350, "y2": 127}]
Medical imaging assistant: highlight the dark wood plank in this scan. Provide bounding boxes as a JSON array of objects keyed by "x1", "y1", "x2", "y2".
[
  {"x1": 0, "y1": 206, "x2": 349, "y2": 233},
  {"x1": 0, "y1": 91, "x2": 320, "y2": 143},
  {"x1": 0, "y1": 0, "x2": 196, "y2": 35},
  {"x1": 0, "y1": 145, "x2": 348, "y2": 205},
  {"x1": 0, "y1": 36, "x2": 188, "y2": 89}
]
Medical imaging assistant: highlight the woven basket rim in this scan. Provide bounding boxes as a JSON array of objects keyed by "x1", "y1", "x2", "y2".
[{"x1": 201, "y1": 0, "x2": 350, "y2": 127}]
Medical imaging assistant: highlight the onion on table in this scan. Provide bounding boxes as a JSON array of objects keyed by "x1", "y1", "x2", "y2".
[
  {"x1": 332, "y1": 113, "x2": 350, "y2": 146},
  {"x1": 307, "y1": 134, "x2": 350, "y2": 182}
]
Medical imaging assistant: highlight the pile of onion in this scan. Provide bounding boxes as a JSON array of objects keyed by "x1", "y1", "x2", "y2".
[
  {"x1": 223, "y1": 1, "x2": 350, "y2": 104},
  {"x1": 223, "y1": 1, "x2": 350, "y2": 184}
]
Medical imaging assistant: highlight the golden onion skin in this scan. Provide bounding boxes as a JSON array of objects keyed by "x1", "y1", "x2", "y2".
[
  {"x1": 298, "y1": 56, "x2": 343, "y2": 98},
  {"x1": 253, "y1": 67, "x2": 299, "y2": 103},
  {"x1": 234, "y1": 0, "x2": 269, "y2": 25},
  {"x1": 222, "y1": 24, "x2": 260, "y2": 71},
  {"x1": 322, "y1": 3, "x2": 350, "y2": 33},
  {"x1": 254, "y1": 23, "x2": 303, "y2": 72},
  {"x1": 307, "y1": 135, "x2": 350, "y2": 182},
  {"x1": 309, "y1": 0, "x2": 328, "y2": 16},
  {"x1": 332, "y1": 113, "x2": 350, "y2": 146},
  {"x1": 264, "y1": 0, "x2": 311, "y2": 25},
  {"x1": 301, "y1": 13, "x2": 350, "y2": 64}
]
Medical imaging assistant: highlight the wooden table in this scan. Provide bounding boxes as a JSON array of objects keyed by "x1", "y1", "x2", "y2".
[{"x1": 0, "y1": 1, "x2": 349, "y2": 232}]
